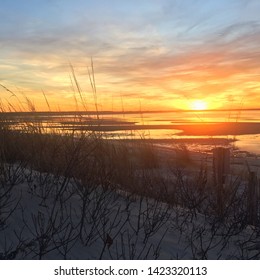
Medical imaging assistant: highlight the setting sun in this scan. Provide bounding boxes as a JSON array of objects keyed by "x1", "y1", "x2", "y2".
[{"x1": 190, "y1": 100, "x2": 208, "y2": 110}]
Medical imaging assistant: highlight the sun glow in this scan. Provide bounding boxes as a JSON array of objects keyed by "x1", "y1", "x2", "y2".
[{"x1": 190, "y1": 100, "x2": 208, "y2": 110}]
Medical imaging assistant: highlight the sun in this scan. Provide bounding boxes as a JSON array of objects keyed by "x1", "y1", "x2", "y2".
[{"x1": 190, "y1": 100, "x2": 208, "y2": 110}]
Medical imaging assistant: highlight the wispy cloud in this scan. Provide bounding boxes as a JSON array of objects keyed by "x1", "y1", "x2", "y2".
[{"x1": 1, "y1": 0, "x2": 260, "y2": 110}]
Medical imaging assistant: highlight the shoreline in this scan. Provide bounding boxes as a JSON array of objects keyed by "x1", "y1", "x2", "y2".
[{"x1": 41, "y1": 122, "x2": 260, "y2": 136}]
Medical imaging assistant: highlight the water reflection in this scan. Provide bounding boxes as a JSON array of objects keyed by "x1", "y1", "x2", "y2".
[{"x1": 1, "y1": 110, "x2": 260, "y2": 155}]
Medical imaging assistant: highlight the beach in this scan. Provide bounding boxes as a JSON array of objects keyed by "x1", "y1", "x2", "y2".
[{"x1": 1, "y1": 111, "x2": 260, "y2": 260}]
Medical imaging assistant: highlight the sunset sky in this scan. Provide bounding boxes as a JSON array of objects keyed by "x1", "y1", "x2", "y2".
[{"x1": 1, "y1": 0, "x2": 260, "y2": 111}]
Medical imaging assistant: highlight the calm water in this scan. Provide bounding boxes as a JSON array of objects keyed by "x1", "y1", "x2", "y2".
[{"x1": 1, "y1": 109, "x2": 260, "y2": 155}]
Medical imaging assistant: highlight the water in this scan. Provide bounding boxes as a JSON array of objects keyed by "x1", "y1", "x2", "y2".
[{"x1": 1, "y1": 109, "x2": 260, "y2": 155}]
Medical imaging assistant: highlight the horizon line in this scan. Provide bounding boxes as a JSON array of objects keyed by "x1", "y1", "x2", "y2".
[{"x1": 1, "y1": 107, "x2": 260, "y2": 115}]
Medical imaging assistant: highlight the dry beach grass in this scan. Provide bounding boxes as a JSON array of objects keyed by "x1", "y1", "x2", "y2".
[
  {"x1": 0, "y1": 78, "x2": 260, "y2": 259},
  {"x1": 1, "y1": 111, "x2": 260, "y2": 259}
]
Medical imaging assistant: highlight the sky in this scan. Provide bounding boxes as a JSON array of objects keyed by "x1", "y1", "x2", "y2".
[{"x1": 0, "y1": 0, "x2": 260, "y2": 111}]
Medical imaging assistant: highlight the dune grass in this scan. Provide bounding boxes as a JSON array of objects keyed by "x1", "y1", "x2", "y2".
[{"x1": 0, "y1": 77, "x2": 260, "y2": 259}]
